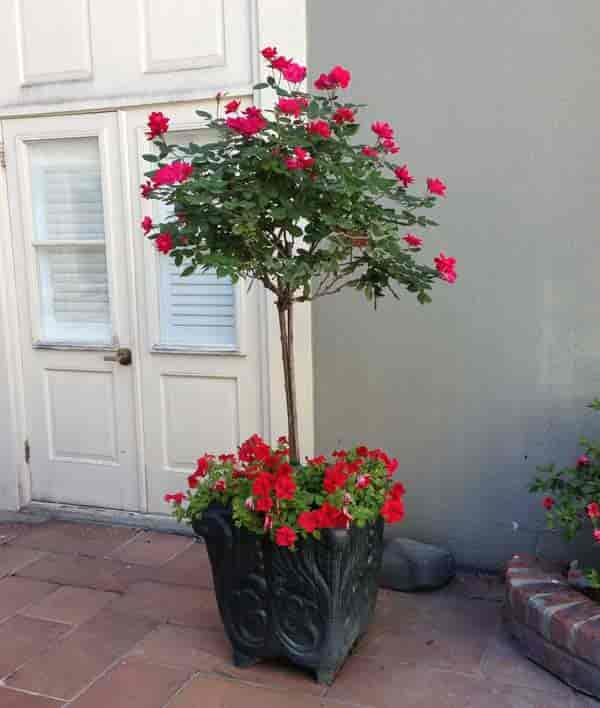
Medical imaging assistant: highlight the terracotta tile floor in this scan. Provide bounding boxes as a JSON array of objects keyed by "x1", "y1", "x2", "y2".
[{"x1": 0, "y1": 520, "x2": 595, "y2": 707}]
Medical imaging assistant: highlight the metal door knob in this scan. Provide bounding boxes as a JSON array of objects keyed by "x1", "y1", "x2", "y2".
[{"x1": 103, "y1": 347, "x2": 132, "y2": 366}]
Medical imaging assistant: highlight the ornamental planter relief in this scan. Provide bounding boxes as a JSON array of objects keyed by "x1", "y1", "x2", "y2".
[{"x1": 142, "y1": 47, "x2": 454, "y2": 683}]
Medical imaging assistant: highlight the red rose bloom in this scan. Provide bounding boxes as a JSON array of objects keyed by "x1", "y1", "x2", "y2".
[
  {"x1": 403, "y1": 234, "x2": 423, "y2": 248},
  {"x1": 371, "y1": 121, "x2": 394, "y2": 140},
  {"x1": 381, "y1": 498, "x2": 405, "y2": 523},
  {"x1": 282, "y1": 62, "x2": 307, "y2": 84},
  {"x1": 395, "y1": 164, "x2": 414, "y2": 187},
  {"x1": 542, "y1": 496, "x2": 555, "y2": 510},
  {"x1": 164, "y1": 492, "x2": 185, "y2": 504},
  {"x1": 362, "y1": 146, "x2": 379, "y2": 158},
  {"x1": 333, "y1": 107, "x2": 355, "y2": 125},
  {"x1": 261, "y1": 46, "x2": 277, "y2": 61},
  {"x1": 427, "y1": 177, "x2": 447, "y2": 197},
  {"x1": 140, "y1": 181, "x2": 153, "y2": 199},
  {"x1": 298, "y1": 510, "x2": 320, "y2": 533},
  {"x1": 146, "y1": 111, "x2": 169, "y2": 140},
  {"x1": 328, "y1": 65, "x2": 351, "y2": 89},
  {"x1": 314, "y1": 73, "x2": 336, "y2": 91},
  {"x1": 152, "y1": 161, "x2": 193, "y2": 187},
  {"x1": 285, "y1": 147, "x2": 315, "y2": 171},
  {"x1": 226, "y1": 108, "x2": 267, "y2": 137},
  {"x1": 307, "y1": 120, "x2": 331, "y2": 139},
  {"x1": 275, "y1": 526, "x2": 297, "y2": 547},
  {"x1": 271, "y1": 55, "x2": 292, "y2": 72},
  {"x1": 434, "y1": 253, "x2": 457, "y2": 284},
  {"x1": 382, "y1": 138, "x2": 399, "y2": 154},
  {"x1": 277, "y1": 98, "x2": 304, "y2": 117},
  {"x1": 274, "y1": 474, "x2": 296, "y2": 500},
  {"x1": 141, "y1": 216, "x2": 153, "y2": 234},
  {"x1": 225, "y1": 99, "x2": 241, "y2": 114},
  {"x1": 155, "y1": 233, "x2": 174, "y2": 254}
]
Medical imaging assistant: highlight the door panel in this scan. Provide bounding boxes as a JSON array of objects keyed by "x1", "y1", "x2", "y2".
[
  {"x1": 3, "y1": 113, "x2": 140, "y2": 510},
  {"x1": 124, "y1": 103, "x2": 265, "y2": 512}
]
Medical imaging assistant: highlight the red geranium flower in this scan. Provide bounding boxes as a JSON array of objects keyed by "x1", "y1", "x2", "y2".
[
  {"x1": 390, "y1": 482, "x2": 406, "y2": 500},
  {"x1": 274, "y1": 474, "x2": 296, "y2": 500},
  {"x1": 587, "y1": 502, "x2": 600, "y2": 518},
  {"x1": 275, "y1": 526, "x2": 297, "y2": 547},
  {"x1": 252, "y1": 472, "x2": 275, "y2": 498},
  {"x1": 256, "y1": 496, "x2": 273, "y2": 512},
  {"x1": 298, "y1": 510, "x2": 321, "y2": 533},
  {"x1": 381, "y1": 498, "x2": 405, "y2": 523},
  {"x1": 324, "y1": 463, "x2": 348, "y2": 493}
]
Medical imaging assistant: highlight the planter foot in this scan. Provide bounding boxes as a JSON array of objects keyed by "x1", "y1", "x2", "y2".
[
  {"x1": 233, "y1": 650, "x2": 260, "y2": 669},
  {"x1": 316, "y1": 667, "x2": 336, "y2": 686}
]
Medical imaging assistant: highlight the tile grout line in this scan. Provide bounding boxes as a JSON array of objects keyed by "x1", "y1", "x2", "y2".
[
  {"x1": 0, "y1": 681, "x2": 67, "y2": 703},
  {"x1": 103, "y1": 528, "x2": 145, "y2": 560}
]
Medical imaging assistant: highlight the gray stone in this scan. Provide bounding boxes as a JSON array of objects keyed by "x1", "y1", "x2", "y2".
[{"x1": 379, "y1": 537, "x2": 456, "y2": 591}]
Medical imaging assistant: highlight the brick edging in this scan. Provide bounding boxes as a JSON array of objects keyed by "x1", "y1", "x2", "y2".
[{"x1": 505, "y1": 553, "x2": 600, "y2": 698}]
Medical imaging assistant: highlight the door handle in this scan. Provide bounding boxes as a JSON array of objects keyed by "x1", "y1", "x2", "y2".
[{"x1": 103, "y1": 347, "x2": 132, "y2": 366}]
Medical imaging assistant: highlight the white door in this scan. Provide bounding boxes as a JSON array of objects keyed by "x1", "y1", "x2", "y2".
[
  {"x1": 124, "y1": 102, "x2": 266, "y2": 512},
  {"x1": 3, "y1": 113, "x2": 141, "y2": 510}
]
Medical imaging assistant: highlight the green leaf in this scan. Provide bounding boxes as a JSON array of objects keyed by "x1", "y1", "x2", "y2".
[
  {"x1": 195, "y1": 110, "x2": 212, "y2": 119},
  {"x1": 142, "y1": 154, "x2": 159, "y2": 162},
  {"x1": 253, "y1": 82, "x2": 269, "y2": 90}
]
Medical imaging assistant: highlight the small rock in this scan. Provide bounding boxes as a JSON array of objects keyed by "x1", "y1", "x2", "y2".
[{"x1": 379, "y1": 537, "x2": 455, "y2": 591}]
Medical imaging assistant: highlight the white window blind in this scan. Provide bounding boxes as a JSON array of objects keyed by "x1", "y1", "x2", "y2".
[
  {"x1": 156, "y1": 129, "x2": 237, "y2": 349},
  {"x1": 29, "y1": 138, "x2": 112, "y2": 344},
  {"x1": 159, "y1": 262, "x2": 237, "y2": 348}
]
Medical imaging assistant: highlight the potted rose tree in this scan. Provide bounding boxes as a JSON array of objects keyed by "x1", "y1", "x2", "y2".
[{"x1": 141, "y1": 47, "x2": 455, "y2": 683}]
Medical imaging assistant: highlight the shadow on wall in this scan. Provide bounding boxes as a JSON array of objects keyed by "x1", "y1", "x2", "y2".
[{"x1": 308, "y1": 0, "x2": 600, "y2": 569}]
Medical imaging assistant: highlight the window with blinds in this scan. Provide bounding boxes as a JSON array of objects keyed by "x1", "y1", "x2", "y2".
[
  {"x1": 156, "y1": 129, "x2": 237, "y2": 350},
  {"x1": 29, "y1": 138, "x2": 112, "y2": 344}
]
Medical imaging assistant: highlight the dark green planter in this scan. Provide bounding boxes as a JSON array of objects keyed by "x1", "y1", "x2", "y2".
[{"x1": 193, "y1": 504, "x2": 383, "y2": 684}]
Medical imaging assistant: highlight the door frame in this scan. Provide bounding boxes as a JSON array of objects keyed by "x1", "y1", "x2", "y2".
[{"x1": 0, "y1": 0, "x2": 313, "y2": 513}]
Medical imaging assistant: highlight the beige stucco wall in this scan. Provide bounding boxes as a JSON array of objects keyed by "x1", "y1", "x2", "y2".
[{"x1": 308, "y1": 0, "x2": 600, "y2": 568}]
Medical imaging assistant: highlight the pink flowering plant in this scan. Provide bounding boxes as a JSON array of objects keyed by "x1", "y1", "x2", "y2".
[
  {"x1": 166, "y1": 434, "x2": 405, "y2": 549},
  {"x1": 530, "y1": 399, "x2": 600, "y2": 586},
  {"x1": 141, "y1": 47, "x2": 455, "y2": 466}
]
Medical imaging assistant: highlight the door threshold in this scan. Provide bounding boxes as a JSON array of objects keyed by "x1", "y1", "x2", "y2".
[{"x1": 20, "y1": 501, "x2": 195, "y2": 537}]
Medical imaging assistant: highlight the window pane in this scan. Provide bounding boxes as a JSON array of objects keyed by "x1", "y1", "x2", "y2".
[
  {"x1": 159, "y1": 261, "x2": 236, "y2": 348},
  {"x1": 29, "y1": 137, "x2": 105, "y2": 242},
  {"x1": 156, "y1": 129, "x2": 237, "y2": 349},
  {"x1": 38, "y1": 246, "x2": 111, "y2": 344},
  {"x1": 28, "y1": 137, "x2": 112, "y2": 344}
]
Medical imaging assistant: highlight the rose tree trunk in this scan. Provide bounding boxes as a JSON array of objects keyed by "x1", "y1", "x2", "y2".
[{"x1": 277, "y1": 301, "x2": 300, "y2": 463}]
